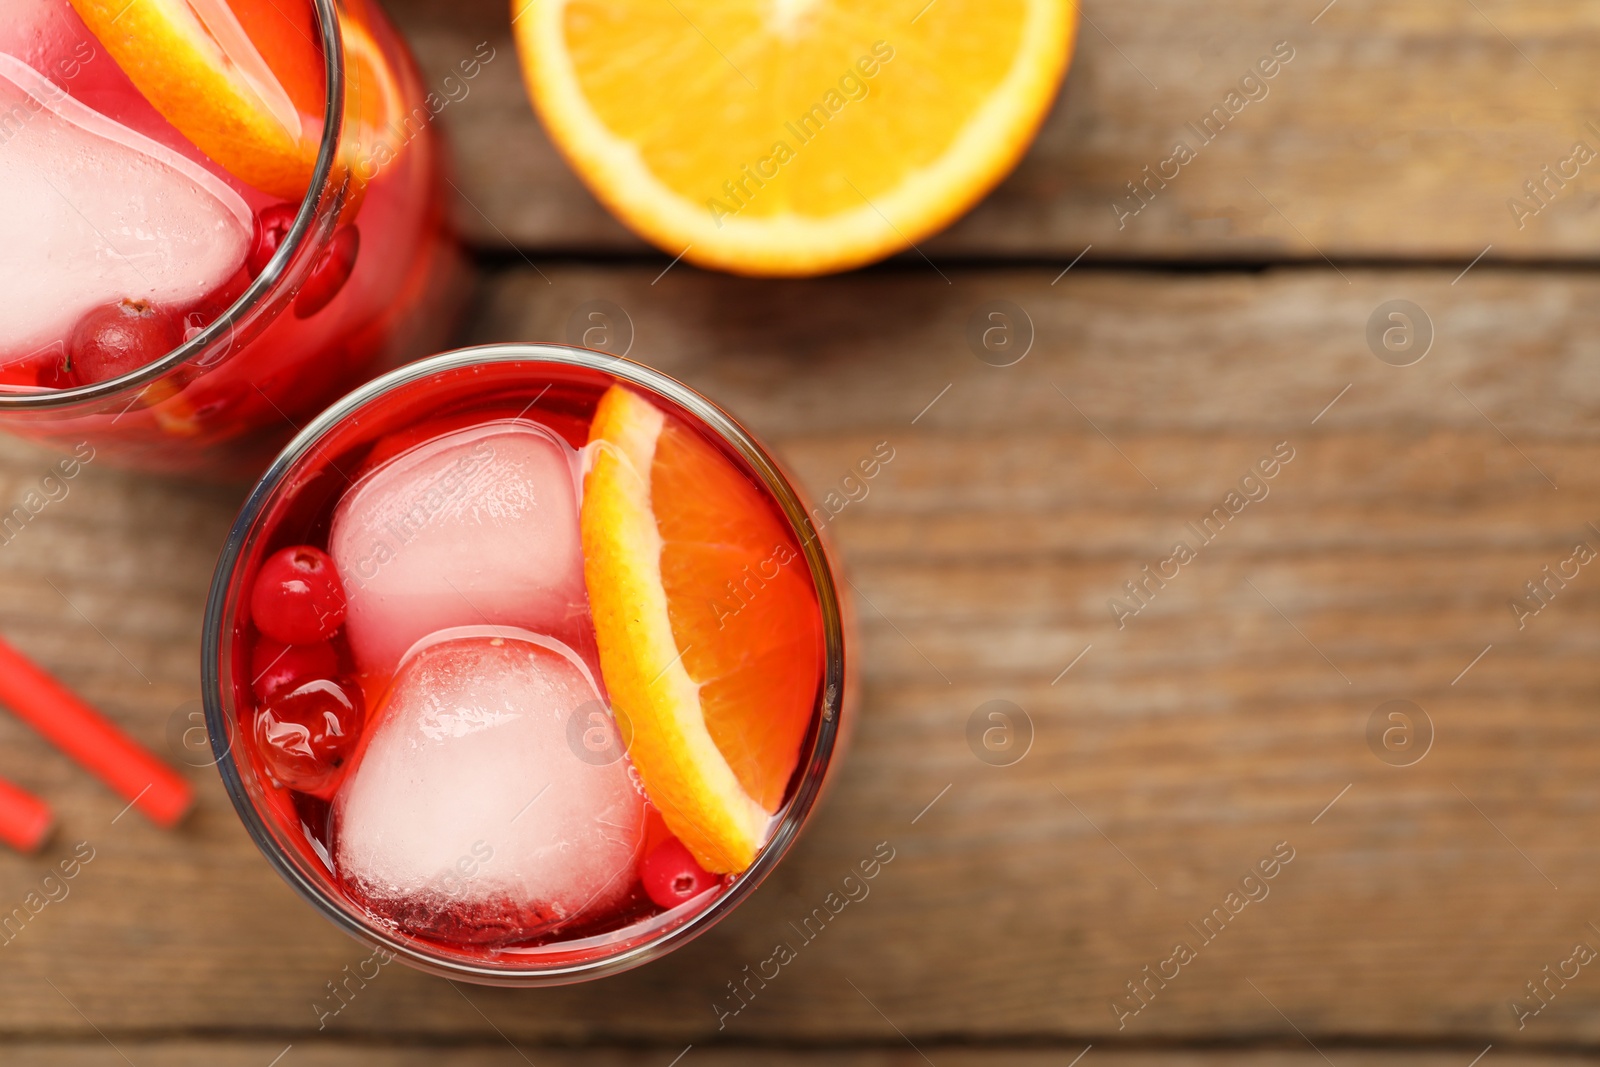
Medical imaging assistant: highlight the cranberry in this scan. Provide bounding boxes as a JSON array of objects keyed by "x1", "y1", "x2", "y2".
[
  {"x1": 293, "y1": 224, "x2": 360, "y2": 318},
  {"x1": 251, "y1": 545, "x2": 347, "y2": 645},
  {"x1": 247, "y1": 202, "x2": 299, "y2": 277},
  {"x1": 641, "y1": 836, "x2": 718, "y2": 910},
  {"x1": 59, "y1": 299, "x2": 184, "y2": 386},
  {"x1": 254, "y1": 678, "x2": 363, "y2": 792},
  {"x1": 250, "y1": 638, "x2": 340, "y2": 704}
]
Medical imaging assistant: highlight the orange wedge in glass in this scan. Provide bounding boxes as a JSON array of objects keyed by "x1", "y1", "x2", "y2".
[
  {"x1": 581, "y1": 386, "x2": 823, "y2": 873},
  {"x1": 69, "y1": 0, "x2": 401, "y2": 202},
  {"x1": 69, "y1": 0, "x2": 323, "y2": 198},
  {"x1": 513, "y1": 0, "x2": 1077, "y2": 275}
]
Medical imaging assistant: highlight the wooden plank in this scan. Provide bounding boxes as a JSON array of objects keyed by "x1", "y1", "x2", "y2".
[
  {"x1": 0, "y1": 267, "x2": 1597, "y2": 1046},
  {"x1": 390, "y1": 0, "x2": 1600, "y2": 260},
  {"x1": 0, "y1": 1045, "x2": 1575, "y2": 1067}
]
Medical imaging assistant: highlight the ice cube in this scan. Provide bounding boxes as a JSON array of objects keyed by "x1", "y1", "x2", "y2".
[
  {"x1": 0, "y1": 52, "x2": 251, "y2": 358},
  {"x1": 333, "y1": 631, "x2": 647, "y2": 944},
  {"x1": 330, "y1": 421, "x2": 590, "y2": 678},
  {"x1": 0, "y1": 0, "x2": 89, "y2": 75}
]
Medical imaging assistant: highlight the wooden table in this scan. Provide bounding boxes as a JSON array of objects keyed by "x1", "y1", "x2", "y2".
[{"x1": 5, "y1": 1, "x2": 1600, "y2": 1062}]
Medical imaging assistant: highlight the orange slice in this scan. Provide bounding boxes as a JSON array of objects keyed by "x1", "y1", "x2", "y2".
[
  {"x1": 513, "y1": 0, "x2": 1076, "y2": 276},
  {"x1": 69, "y1": 0, "x2": 403, "y2": 203},
  {"x1": 69, "y1": 0, "x2": 323, "y2": 198},
  {"x1": 340, "y1": 15, "x2": 409, "y2": 191},
  {"x1": 581, "y1": 386, "x2": 823, "y2": 873}
]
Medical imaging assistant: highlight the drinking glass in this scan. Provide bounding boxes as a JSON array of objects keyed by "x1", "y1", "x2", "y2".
[
  {"x1": 202, "y1": 343, "x2": 850, "y2": 983},
  {"x1": 0, "y1": 0, "x2": 459, "y2": 478}
]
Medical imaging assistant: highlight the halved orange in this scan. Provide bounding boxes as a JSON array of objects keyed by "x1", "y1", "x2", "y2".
[
  {"x1": 513, "y1": 0, "x2": 1077, "y2": 276},
  {"x1": 69, "y1": 0, "x2": 403, "y2": 203},
  {"x1": 582, "y1": 386, "x2": 823, "y2": 873}
]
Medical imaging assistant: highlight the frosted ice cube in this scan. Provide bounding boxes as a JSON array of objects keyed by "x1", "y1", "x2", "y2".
[
  {"x1": 333, "y1": 630, "x2": 647, "y2": 943},
  {"x1": 0, "y1": 0, "x2": 88, "y2": 73},
  {"x1": 0, "y1": 52, "x2": 251, "y2": 358},
  {"x1": 330, "y1": 422, "x2": 590, "y2": 678}
]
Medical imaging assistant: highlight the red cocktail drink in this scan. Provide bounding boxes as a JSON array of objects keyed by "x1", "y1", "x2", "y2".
[
  {"x1": 0, "y1": 0, "x2": 457, "y2": 476},
  {"x1": 204, "y1": 346, "x2": 848, "y2": 982}
]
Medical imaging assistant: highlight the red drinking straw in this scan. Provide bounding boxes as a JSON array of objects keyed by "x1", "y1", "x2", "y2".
[
  {"x1": 0, "y1": 636, "x2": 193, "y2": 828},
  {"x1": 0, "y1": 777, "x2": 52, "y2": 853}
]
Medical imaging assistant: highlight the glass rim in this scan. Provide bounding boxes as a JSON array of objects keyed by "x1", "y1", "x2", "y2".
[
  {"x1": 0, "y1": 0, "x2": 348, "y2": 411},
  {"x1": 200, "y1": 343, "x2": 849, "y2": 985}
]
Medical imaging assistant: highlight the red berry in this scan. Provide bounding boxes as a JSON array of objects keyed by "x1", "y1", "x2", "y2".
[
  {"x1": 250, "y1": 638, "x2": 340, "y2": 704},
  {"x1": 62, "y1": 299, "x2": 184, "y2": 385},
  {"x1": 293, "y1": 224, "x2": 360, "y2": 319},
  {"x1": 641, "y1": 836, "x2": 718, "y2": 910},
  {"x1": 248, "y1": 202, "x2": 299, "y2": 277},
  {"x1": 251, "y1": 545, "x2": 347, "y2": 645},
  {"x1": 254, "y1": 678, "x2": 363, "y2": 792}
]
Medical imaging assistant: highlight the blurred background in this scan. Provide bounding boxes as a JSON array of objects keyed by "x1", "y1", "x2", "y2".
[{"x1": 3, "y1": 0, "x2": 1600, "y2": 1063}]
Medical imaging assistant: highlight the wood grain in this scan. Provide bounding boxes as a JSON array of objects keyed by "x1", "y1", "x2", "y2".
[
  {"x1": 4, "y1": 1046, "x2": 1576, "y2": 1066},
  {"x1": 390, "y1": 0, "x2": 1600, "y2": 261},
  {"x1": 0, "y1": 267, "x2": 1596, "y2": 1051}
]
